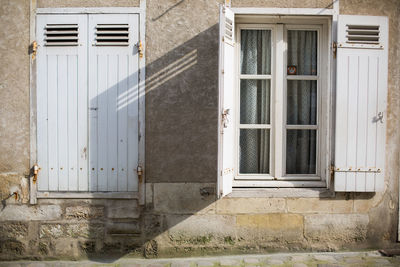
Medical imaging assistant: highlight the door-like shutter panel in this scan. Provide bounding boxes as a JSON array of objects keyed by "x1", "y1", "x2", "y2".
[
  {"x1": 36, "y1": 15, "x2": 88, "y2": 191},
  {"x1": 88, "y1": 14, "x2": 139, "y2": 192},
  {"x1": 334, "y1": 15, "x2": 388, "y2": 192},
  {"x1": 218, "y1": 5, "x2": 235, "y2": 197}
]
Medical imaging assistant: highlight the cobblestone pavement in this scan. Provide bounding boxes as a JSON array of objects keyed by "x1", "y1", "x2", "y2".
[{"x1": 1, "y1": 251, "x2": 400, "y2": 267}]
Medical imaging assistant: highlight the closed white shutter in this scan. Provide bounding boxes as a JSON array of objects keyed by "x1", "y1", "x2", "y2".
[
  {"x1": 36, "y1": 14, "x2": 88, "y2": 191},
  {"x1": 334, "y1": 15, "x2": 388, "y2": 192},
  {"x1": 88, "y1": 14, "x2": 140, "y2": 192},
  {"x1": 218, "y1": 5, "x2": 235, "y2": 197},
  {"x1": 36, "y1": 14, "x2": 140, "y2": 193}
]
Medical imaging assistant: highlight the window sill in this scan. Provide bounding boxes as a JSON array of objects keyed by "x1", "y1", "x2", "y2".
[
  {"x1": 229, "y1": 187, "x2": 335, "y2": 198},
  {"x1": 37, "y1": 191, "x2": 138, "y2": 199}
]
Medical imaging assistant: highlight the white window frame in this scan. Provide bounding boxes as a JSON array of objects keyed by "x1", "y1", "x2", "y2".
[
  {"x1": 232, "y1": 15, "x2": 332, "y2": 189},
  {"x1": 29, "y1": 6, "x2": 146, "y2": 204}
]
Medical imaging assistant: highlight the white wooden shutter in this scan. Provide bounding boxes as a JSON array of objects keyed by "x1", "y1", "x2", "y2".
[
  {"x1": 88, "y1": 14, "x2": 140, "y2": 192},
  {"x1": 218, "y1": 5, "x2": 235, "y2": 197},
  {"x1": 334, "y1": 15, "x2": 388, "y2": 192},
  {"x1": 36, "y1": 14, "x2": 88, "y2": 191}
]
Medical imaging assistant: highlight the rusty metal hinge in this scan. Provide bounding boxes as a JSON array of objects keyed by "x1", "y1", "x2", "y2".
[
  {"x1": 137, "y1": 165, "x2": 144, "y2": 183},
  {"x1": 33, "y1": 163, "x2": 40, "y2": 183},
  {"x1": 31, "y1": 41, "x2": 38, "y2": 60},
  {"x1": 136, "y1": 41, "x2": 143, "y2": 58},
  {"x1": 332, "y1": 41, "x2": 337, "y2": 59}
]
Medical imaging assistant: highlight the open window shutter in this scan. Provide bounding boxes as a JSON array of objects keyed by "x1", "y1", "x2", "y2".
[
  {"x1": 334, "y1": 15, "x2": 388, "y2": 192},
  {"x1": 218, "y1": 5, "x2": 235, "y2": 198}
]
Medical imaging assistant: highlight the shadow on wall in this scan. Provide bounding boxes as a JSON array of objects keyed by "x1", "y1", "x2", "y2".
[{"x1": 83, "y1": 22, "x2": 220, "y2": 261}]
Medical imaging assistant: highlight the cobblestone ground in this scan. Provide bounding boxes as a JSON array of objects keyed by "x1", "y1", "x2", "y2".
[{"x1": 1, "y1": 251, "x2": 400, "y2": 267}]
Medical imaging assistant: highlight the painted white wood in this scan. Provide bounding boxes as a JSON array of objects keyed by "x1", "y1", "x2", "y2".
[
  {"x1": 231, "y1": 8, "x2": 335, "y2": 16},
  {"x1": 218, "y1": 5, "x2": 235, "y2": 197},
  {"x1": 37, "y1": 191, "x2": 138, "y2": 199},
  {"x1": 36, "y1": 14, "x2": 88, "y2": 192},
  {"x1": 67, "y1": 55, "x2": 78, "y2": 191},
  {"x1": 334, "y1": 15, "x2": 388, "y2": 192},
  {"x1": 37, "y1": 13, "x2": 139, "y2": 193},
  {"x1": 274, "y1": 24, "x2": 284, "y2": 179},
  {"x1": 37, "y1": 7, "x2": 143, "y2": 14},
  {"x1": 58, "y1": 55, "x2": 69, "y2": 191},
  {"x1": 88, "y1": 14, "x2": 139, "y2": 192}
]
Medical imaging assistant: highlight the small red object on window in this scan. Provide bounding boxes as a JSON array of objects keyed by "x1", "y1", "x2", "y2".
[{"x1": 287, "y1": 65, "x2": 297, "y2": 75}]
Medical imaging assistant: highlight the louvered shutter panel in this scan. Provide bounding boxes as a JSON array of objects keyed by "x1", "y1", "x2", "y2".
[
  {"x1": 218, "y1": 5, "x2": 235, "y2": 197},
  {"x1": 36, "y1": 15, "x2": 88, "y2": 191},
  {"x1": 334, "y1": 15, "x2": 388, "y2": 192},
  {"x1": 88, "y1": 14, "x2": 140, "y2": 192}
]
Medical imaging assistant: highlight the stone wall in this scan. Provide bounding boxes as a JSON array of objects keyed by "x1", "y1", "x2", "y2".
[{"x1": 0, "y1": 0, "x2": 399, "y2": 260}]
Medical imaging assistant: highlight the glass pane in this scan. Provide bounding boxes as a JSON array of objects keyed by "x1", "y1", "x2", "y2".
[
  {"x1": 240, "y1": 80, "x2": 271, "y2": 124},
  {"x1": 287, "y1": 30, "x2": 318, "y2": 75},
  {"x1": 239, "y1": 129, "x2": 270, "y2": 174},
  {"x1": 240, "y1": 29, "x2": 271, "y2": 75},
  {"x1": 287, "y1": 80, "x2": 317, "y2": 125},
  {"x1": 286, "y1": 130, "x2": 317, "y2": 174}
]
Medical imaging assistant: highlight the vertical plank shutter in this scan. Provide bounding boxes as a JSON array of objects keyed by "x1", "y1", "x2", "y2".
[
  {"x1": 218, "y1": 5, "x2": 235, "y2": 197},
  {"x1": 334, "y1": 15, "x2": 388, "y2": 192},
  {"x1": 36, "y1": 15, "x2": 88, "y2": 191},
  {"x1": 88, "y1": 14, "x2": 139, "y2": 192}
]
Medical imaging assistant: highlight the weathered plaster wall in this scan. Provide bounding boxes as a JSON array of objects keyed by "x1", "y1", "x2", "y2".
[
  {"x1": 0, "y1": 0, "x2": 31, "y2": 205},
  {"x1": 0, "y1": 0, "x2": 400, "y2": 261},
  {"x1": 0, "y1": 0, "x2": 30, "y2": 174}
]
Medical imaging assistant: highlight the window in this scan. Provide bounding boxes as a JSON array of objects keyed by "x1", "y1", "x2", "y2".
[
  {"x1": 218, "y1": 6, "x2": 388, "y2": 196},
  {"x1": 234, "y1": 18, "x2": 330, "y2": 188}
]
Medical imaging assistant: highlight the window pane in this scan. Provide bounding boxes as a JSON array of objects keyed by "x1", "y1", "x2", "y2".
[
  {"x1": 287, "y1": 30, "x2": 317, "y2": 75},
  {"x1": 240, "y1": 129, "x2": 270, "y2": 174},
  {"x1": 240, "y1": 29, "x2": 271, "y2": 75},
  {"x1": 286, "y1": 130, "x2": 316, "y2": 174},
  {"x1": 287, "y1": 80, "x2": 317, "y2": 125},
  {"x1": 240, "y1": 79, "x2": 271, "y2": 124}
]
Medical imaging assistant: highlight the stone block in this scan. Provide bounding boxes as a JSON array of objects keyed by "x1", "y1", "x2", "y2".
[
  {"x1": 65, "y1": 223, "x2": 104, "y2": 239},
  {"x1": 216, "y1": 198, "x2": 286, "y2": 214},
  {"x1": 166, "y1": 214, "x2": 236, "y2": 243},
  {"x1": 106, "y1": 221, "x2": 141, "y2": 235},
  {"x1": 0, "y1": 205, "x2": 62, "y2": 221},
  {"x1": 65, "y1": 206, "x2": 104, "y2": 220},
  {"x1": 304, "y1": 214, "x2": 369, "y2": 242},
  {"x1": 236, "y1": 214, "x2": 304, "y2": 242},
  {"x1": 287, "y1": 197, "x2": 353, "y2": 213},
  {"x1": 106, "y1": 200, "x2": 139, "y2": 219},
  {"x1": 153, "y1": 183, "x2": 216, "y2": 214},
  {"x1": 40, "y1": 224, "x2": 64, "y2": 239},
  {"x1": 353, "y1": 192, "x2": 383, "y2": 213},
  {"x1": 40, "y1": 223, "x2": 104, "y2": 239},
  {"x1": 0, "y1": 222, "x2": 28, "y2": 239}
]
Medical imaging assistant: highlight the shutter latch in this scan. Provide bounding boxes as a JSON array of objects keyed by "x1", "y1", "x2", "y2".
[
  {"x1": 332, "y1": 42, "x2": 337, "y2": 59},
  {"x1": 222, "y1": 109, "x2": 230, "y2": 129},
  {"x1": 33, "y1": 163, "x2": 40, "y2": 183}
]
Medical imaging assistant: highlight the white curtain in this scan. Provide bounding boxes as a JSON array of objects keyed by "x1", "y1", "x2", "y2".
[
  {"x1": 239, "y1": 29, "x2": 318, "y2": 175},
  {"x1": 286, "y1": 30, "x2": 318, "y2": 174},
  {"x1": 239, "y1": 30, "x2": 271, "y2": 174}
]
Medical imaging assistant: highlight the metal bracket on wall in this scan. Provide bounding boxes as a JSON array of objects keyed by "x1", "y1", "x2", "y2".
[{"x1": 33, "y1": 164, "x2": 40, "y2": 183}]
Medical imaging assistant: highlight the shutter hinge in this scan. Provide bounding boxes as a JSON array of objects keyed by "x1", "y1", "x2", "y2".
[
  {"x1": 33, "y1": 163, "x2": 40, "y2": 183},
  {"x1": 332, "y1": 42, "x2": 337, "y2": 59},
  {"x1": 330, "y1": 164, "x2": 335, "y2": 182},
  {"x1": 137, "y1": 165, "x2": 144, "y2": 183},
  {"x1": 31, "y1": 41, "x2": 38, "y2": 60},
  {"x1": 136, "y1": 41, "x2": 143, "y2": 58}
]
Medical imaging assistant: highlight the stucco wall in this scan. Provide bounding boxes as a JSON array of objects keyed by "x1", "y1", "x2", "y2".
[{"x1": 0, "y1": 0, "x2": 399, "y2": 260}]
